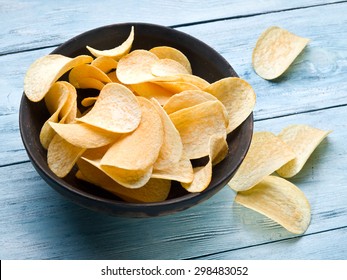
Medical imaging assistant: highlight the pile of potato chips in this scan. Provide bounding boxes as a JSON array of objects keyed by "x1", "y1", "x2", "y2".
[
  {"x1": 24, "y1": 26, "x2": 256, "y2": 203},
  {"x1": 24, "y1": 25, "x2": 330, "y2": 234}
]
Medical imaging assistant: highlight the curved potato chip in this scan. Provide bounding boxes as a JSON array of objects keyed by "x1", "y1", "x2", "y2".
[
  {"x1": 107, "y1": 70, "x2": 121, "y2": 83},
  {"x1": 205, "y1": 77, "x2": 256, "y2": 134},
  {"x1": 91, "y1": 56, "x2": 118, "y2": 73},
  {"x1": 153, "y1": 73, "x2": 210, "y2": 89},
  {"x1": 101, "y1": 97, "x2": 163, "y2": 171},
  {"x1": 228, "y1": 132, "x2": 296, "y2": 192},
  {"x1": 49, "y1": 122, "x2": 119, "y2": 149},
  {"x1": 276, "y1": 124, "x2": 332, "y2": 178},
  {"x1": 40, "y1": 81, "x2": 77, "y2": 149},
  {"x1": 116, "y1": 49, "x2": 159, "y2": 84},
  {"x1": 76, "y1": 157, "x2": 170, "y2": 203},
  {"x1": 163, "y1": 89, "x2": 217, "y2": 114},
  {"x1": 151, "y1": 98, "x2": 183, "y2": 169},
  {"x1": 235, "y1": 175, "x2": 311, "y2": 234},
  {"x1": 69, "y1": 64, "x2": 112, "y2": 90},
  {"x1": 47, "y1": 134, "x2": 86, "y2": 177},
  {"x1": 150, "y1": 46, "x2": 192, "y2": 74},
  {"x1": 169, "y1": 100, "x2": 228, "y2": 159},
  {"x1": 81, "y1": 97, "x2": 97, "y2": 107},
  {"x1": 24, "y1": 54, "x2": 92, "y2": 102},
  {"x1": 86, "y1": 26, "x2": 134, "y2": 59},
  {"x1": 77, "y1": 83, "x2": 141, "y2": 133},
  {"x1": 151, "y1": 58, "x2": 190, "y2": 77},
  {"x1": 252, "y1": 26, "x2": 309, "y2": 80},
  {"x1": 130, "y1": 82, "x2": 173, "y2": 105},
  {"x1": 152, "y1": 155, "x2": 193, "y2": 183},
  {"x1": 181, "y1": 135, "x2": 228, "y2": 192},
  {"x1": 82, "y1": 157, "x2": 153, "y2": 189},
  {"x1": 152, "y1": 81, "x2": 200, "y2": 94}
]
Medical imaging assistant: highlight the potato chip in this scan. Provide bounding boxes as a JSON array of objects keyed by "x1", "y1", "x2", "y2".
[
  {"x1": 235, "y1": 175, "x2": 311, "y2": 234},
  {"x1": 116, "y1": 49, "x2": 159, "y2": 84},
  {"x1": 153, "y1": 73, "x2": 210, "y2": 89},
  {"x1": 150, "y1": 98, "x2": 183, "y2": 169},
  {"x1": 228, "y1": 132, "x2": 296, "y2": 192},
  {"x1": 152, "y1": 81, "x2": 200, "y2": 94},
  {"x1": 47, "y1": 134, "x2": 86, "y2": 177},
  {"x1": 40, "y1": 81, "x2": 77, "y2": 149},
  {"x1": 252, "y1": 26, "x2": 309, "y2": 80},
  {"x1": 91, "y1": 56, "x2": 118, "y2": 73},
  {"x1": 69, "y1": 64, "x2": 112, "y2": 90},
  {"x1": 149, "y1": 46, "x2": 192, "y2": 74},
  {"x1": 163, "y1": 89, "x2": 217, "y2": 114},
  {"x1": 101, "y1": 97, "x2": 163, "y2": 171},
  {"x1": 49, "y1": 122, "x2": 119, "y2": 149},
  {"x1": 86, "y1": 26, "x2": 134, "y2": 59},
  {"x1": 152, "y1": 155, "x2": 193, "y2": 183},
  {"x1": 276, "y1": 124, "x2": 331, "y2": 178},
  {"x1": 24, "y1": 54, "x2": 92, "y2": 102},
  {"x1": 107, "y1": 70, "x2": 121, "y2": 83},
  {"x1": 205, "y1": 77, "x2": 256, "y2": 134},
  {"x1": 181, "y1": 135, "x2": 228, "y2": 192},
  {"x1": 76, "y1": 160, "x2": 171, "y2": 203},
  {"x1": 77, "y1": 83, "x2": 141, "y2": 133},
  {"x1": 169, "y1": 100, "x2": 228, "y2": 159},
  {"x1": 151, "y1": 58, "x2": 190, "y2": 77},
  {"x1": 130, "y1": 82, "x2": 173, "y2": 105},
  {"x1": 83, "y1": 157, "x2": 153, "y2": 189},
  {"x1": 81, "y1": 97, "x2": 97, "y2": 107}
]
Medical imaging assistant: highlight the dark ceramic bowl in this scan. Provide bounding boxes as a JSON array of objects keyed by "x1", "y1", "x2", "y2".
[{"x1": 19, "y1": 23, "x2": 253, "y2": 217}]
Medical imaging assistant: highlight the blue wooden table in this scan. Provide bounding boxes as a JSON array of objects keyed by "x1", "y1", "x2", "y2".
[{"x1": 1, "y1": 0, "x2": 346, "y2": 260}]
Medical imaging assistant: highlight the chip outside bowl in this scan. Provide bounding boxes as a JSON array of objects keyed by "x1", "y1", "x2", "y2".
[{"x1": 19, "y1": 22, "x2": 253, "y2": 217}]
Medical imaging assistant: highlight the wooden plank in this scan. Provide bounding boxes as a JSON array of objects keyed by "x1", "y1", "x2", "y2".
[
  {"x1": 1, "y1": 105, "x2": 346, "y2": 259},
  {"x1": 195, "y1": 227, "x2": 347, "y2": 259},
  {"x1": 0, "y1": 0, "x2": 340, "y2": 55}
]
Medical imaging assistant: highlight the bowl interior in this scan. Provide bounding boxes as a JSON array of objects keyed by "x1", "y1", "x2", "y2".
[{"x1": 19, "y1": 23, "x2": 253, "y2": 217}]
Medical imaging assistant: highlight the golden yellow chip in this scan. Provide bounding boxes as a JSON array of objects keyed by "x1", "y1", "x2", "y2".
[
  {"x1": 130, "y1": 82, "x2": 173, "y2": 105},
  {"x1": 91, "y1": 56, "x2": 118, "y2": 73},
  {"x1": 47, "y1": 134, "x2": 86, "y2": 177},
  {"x1": 86, "y1": 26, "x2": 134, "y2": 59},
  {"x1": 152, "y1": 81, "x2": 200, "y2": 94},
  {"x1": 252, "y1": 26, "x2": 309, "y2": 80},
  {"x1": 235, "y1": 175, "x2": 311, "y2": 234},
  {"x1": 228, "y1": 132, "x2": 296, "y2": 192},
  {"x1": 205, "y1": 77, "x2": 256, "y2": 134},
  {"x1": 24, "y1": 54, "x2": 92, "y2": 102},
  {"x1": 149, "y1": 46, "x2": 192, "y2": 74},
  {"x1": 151, "y1": 98, "x2": 183, "y2": 169},
  {"x1": 169, "y1": 100, "x2": 228, "y2": 159},
  {"x1": 181, "y1": 135, "x2": 228, "y2": 192},
  {"x1": 151, "y1": 58, "x2": 190, "y2": 77},
  {"x1": 116, "y1": 49, "x2": 159, "y2": 84},
  {"x1": 81, "y1": 97, "x2": 97, "y2": 107},
  {"x1": 77, "y1": 83, "x2": 141, "y2": 133},
  {"x1": 100, "y1": 97, "x2": 163, "y2": 171},
  {"x1": 40, "y1": 81, "x2": 77, "y2": 149},
  {"x1": 49, "y1": 122, "x2": 119, "y2": 149},
  {"x1": 152, "y1": 154, "x2": 193, "y2": 183},
  {"x1": 163, "y1": 89, "x2": 217, "y2": 114},
  {"x1": 106, "y1": 70, "x2": 121, "y2": 83},
  {"x1": 276, "y1": 124, "x2": 331, "y2": 178},
  {"x1": 69, "y1": 64, "x2": 112, "y2": 90},
  {"x1": 153, "y1": 73, "x2": 210, "y2": 89},
  {"x1": 76, "y1": 157, "x2": 171, "y2": 203}
]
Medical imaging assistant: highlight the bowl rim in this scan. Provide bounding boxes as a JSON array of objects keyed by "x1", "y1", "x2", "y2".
[{"x1": 19, "y1": 22, "x2": 253, "y2": 215}]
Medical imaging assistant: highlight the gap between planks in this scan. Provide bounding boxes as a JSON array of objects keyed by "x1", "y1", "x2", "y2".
[
  {"x1": 186, "y1": 225, "x2": 347, "y2": 260},
  {"x1": 1, "y1": 0, "x2": 346, "y2": 57}
]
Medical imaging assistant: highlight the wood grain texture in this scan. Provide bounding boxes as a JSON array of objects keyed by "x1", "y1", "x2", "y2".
[
  {"x1": 0, "y1": 0, "x2": 340, "y2": 55},
  {"x1": 1, "y1": 105, "x2": 346, "y2": 259}
]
